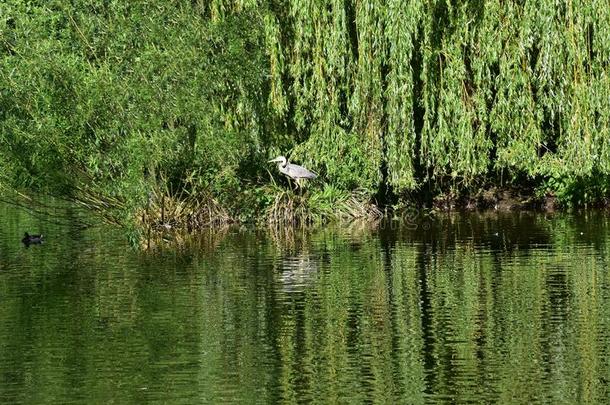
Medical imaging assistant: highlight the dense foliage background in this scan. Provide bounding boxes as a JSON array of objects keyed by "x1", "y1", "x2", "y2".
[{"x1": 1, "y1": 0, "x2": 609, "y2": 227}]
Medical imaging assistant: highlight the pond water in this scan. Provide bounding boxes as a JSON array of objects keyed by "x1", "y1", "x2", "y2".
[{"x1": 1, "y1": 201, "x2": 610, "y2": 404}]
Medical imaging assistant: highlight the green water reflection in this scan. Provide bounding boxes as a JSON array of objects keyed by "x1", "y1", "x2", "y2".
[{"x1": 1, "y1": 202, "x2": 609, "y2": 404}]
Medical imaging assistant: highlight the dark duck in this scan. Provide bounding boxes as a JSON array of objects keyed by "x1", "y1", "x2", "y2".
[{"x1": 22, "y1": 232, "x2": 44, "y2": 245}]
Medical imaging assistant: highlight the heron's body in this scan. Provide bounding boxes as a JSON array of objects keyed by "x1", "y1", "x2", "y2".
[{"x1": 269, "y1": 156, "x2": 316, "y2": 188}]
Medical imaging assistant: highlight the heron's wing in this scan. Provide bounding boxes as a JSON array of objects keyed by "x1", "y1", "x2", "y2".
[{"x1": 286, "y1": 164, "x2": 317, "y2": 179}]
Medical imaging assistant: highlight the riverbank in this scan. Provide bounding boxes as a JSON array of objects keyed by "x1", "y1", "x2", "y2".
[{"x1": 137, "y1": 182, "x2": 610, "y2": 236}]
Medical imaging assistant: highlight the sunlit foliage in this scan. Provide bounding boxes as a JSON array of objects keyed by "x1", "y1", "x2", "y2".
[{"x1": 1, "y1": 0, "x2": 609, "y2": 226}]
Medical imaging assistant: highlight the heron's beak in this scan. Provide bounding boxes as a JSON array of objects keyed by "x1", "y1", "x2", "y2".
[{"x1": 268, "y1": 158, "x2": 281, "y2": 163}]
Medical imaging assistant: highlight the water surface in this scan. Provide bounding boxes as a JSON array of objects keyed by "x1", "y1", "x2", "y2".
[{"x1": 1, "y1": 202, "x2": 609, "y2": 403}]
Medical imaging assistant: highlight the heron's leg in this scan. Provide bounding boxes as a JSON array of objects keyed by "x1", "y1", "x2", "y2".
[{"x1": 295, "y1": 179, "x2": 302, "y2": 194}]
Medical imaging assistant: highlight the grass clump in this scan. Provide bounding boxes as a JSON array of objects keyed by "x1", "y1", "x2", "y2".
[
  {"x1": 265, "y1": 184, "x2": 381, "y2": 226},
  {"x1": 138, "y1": 187, "x2": 232, "y2": 233}
]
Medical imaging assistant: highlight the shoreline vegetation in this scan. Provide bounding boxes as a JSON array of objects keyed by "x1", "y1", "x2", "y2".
[{"x1": 1, "y1": 1, "x2": 609, "y2": 239}]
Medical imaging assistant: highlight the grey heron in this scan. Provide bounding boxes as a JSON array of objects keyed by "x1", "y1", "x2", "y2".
[{"x1": 268, "y1": 155, "x2": 317, "y2": 189}]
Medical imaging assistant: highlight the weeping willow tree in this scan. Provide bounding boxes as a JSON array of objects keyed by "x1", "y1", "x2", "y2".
[
  {"x1": 268, "y1": 0, "x2": 610, "y2": 198},
  {"x1": 1, "y1": 0, "x2": 609, "y2": 228}
]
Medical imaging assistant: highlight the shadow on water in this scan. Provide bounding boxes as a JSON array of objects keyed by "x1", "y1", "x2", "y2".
[{"x1": 1, "y1": 200, "x2": 610, "y2": 403}]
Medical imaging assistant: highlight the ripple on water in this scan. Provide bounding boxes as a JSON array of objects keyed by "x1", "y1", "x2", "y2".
[{"x1": 1, "y1": 203, "x2": 610, "y2": 403}]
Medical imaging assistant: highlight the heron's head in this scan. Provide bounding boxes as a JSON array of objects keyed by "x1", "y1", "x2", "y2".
[{"x1": 268, "y1": 156, "x2": 287, "y2": 166}]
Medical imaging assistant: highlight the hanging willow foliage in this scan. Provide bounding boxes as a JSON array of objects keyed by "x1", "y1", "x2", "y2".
[
  {"x1": 384, "y1": 0, "x2": 421, "y2": 191},
  {"x1": 1, "y1": 0, "x2": 609, "y2": 225},
  {"x1": 420, "y1": 1, "x2": 492, "y2": 183},
  {"x1": 266, "y1": 0, "x2": 610, "y2": 192}
]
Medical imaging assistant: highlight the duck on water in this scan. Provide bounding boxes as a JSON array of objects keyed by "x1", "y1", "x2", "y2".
[{"x1": 22, "y1": 232, "x2": 44, "y2": 245}]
